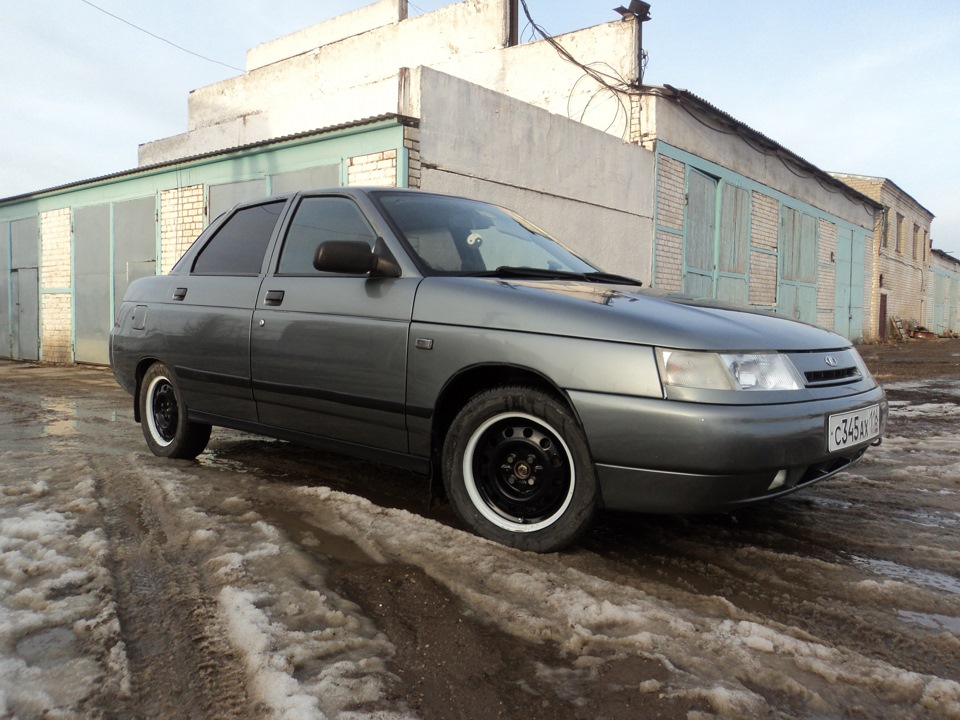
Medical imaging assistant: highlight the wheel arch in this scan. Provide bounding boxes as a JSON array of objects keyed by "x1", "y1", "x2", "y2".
[
  {"x1": 430, "y1": 363, "x2": 580, "y2": 456},
  {"x1": 133, "y1": 357, "x2": 162, "y2": 423}
]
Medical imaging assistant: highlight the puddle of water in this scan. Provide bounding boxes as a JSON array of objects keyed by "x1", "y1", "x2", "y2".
[
  {"x1": 898, "y1": 610, "x2": 960, "y2": 633},
  {"x1": 255, "y1": 502, "x2": 376, "y2": 566},
  {"x1": 850, "y1": 555, "x2": 960, "y2": 595}
]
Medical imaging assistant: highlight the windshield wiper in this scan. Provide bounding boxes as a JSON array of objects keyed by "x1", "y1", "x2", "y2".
[
  {"x1": 464, "y1": 266, "x2": 642, "y2": 286},
  {"x1": 582, "y1": 271, "x2": 643, "y2": 287}
]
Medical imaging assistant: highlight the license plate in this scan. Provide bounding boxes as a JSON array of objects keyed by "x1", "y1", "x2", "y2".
[{"x1": 828, "y1": 404, "x2": 881, "y2": 452}]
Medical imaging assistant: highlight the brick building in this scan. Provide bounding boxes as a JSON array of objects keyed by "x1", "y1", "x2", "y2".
[{"x1": 830, "y1": 174, "x2": 936, "y2": 340}]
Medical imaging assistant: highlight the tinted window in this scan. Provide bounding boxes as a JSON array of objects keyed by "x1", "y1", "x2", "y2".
[
  {"x1": 277, "y1": 197, "x2": 378, "y2": 275},
  {"x1": 193, "y1": 202, "x2": 285, "y2": 275}
]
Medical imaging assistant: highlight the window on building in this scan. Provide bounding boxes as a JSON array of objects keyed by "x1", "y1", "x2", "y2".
[
  {"x1": 923, "y1": 230, "x2": 928, "y2": 261},
  {"x1": 895, "y1": 213, "x2": 904, "y2": 254},
  {"x1": 881, "y1": 209, "x2": 890, "y2": 248},
  {"x1": 193, "y1": 201, "x2": 285, "y2": 275},
  {"x1": 276, "y1": 196, "x2": 377, "y2": 275},
  {"x1": 913, "y1": 223, "x2": 920, "y2": 259}
]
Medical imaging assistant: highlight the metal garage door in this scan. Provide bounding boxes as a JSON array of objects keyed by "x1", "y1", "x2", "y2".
[
  {"x1": 1, "y1": 218, "x2": 40, "y2": 361},
  {"x1": 208, "y1": 180, "x2": 267, "y2": 224},
  {"x1": 778, "y1": 207, "x2": 818, "y2": 323},
  {"x1": 113, "y1": 196, "x2": 157, "y2": 313},
  {"x1": 74, "y1": 204, "x2": 111, "y2": 364}
]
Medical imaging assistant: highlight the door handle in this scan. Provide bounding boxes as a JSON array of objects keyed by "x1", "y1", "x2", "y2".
[
  {"x1": 264, "y1": 290, "x2": 285, "y2": 306},
  {"x1": 172, "y1": 287, "x2": 187, "y2": 301}
]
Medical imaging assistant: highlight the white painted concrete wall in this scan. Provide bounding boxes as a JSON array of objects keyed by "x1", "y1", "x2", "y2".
[
  {"x1": 246, "y1": 0, "x2": 408, "y2": 72},
  {"x1": 416, "y1": 68, "x2": 655, "y2": 282},
  {"x1": 139, "y1": 0, "x2": 638, "y2": 166}
]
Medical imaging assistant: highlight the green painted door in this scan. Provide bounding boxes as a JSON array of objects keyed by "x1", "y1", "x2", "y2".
[
  {"x1": 684, "y1": 170, "x2": 717, "y2": 298},
  {"x1": 778, "y1": 207, "x2": 818, "y2": 323},
  {"x1": 683, "y1": 172, "x2": 750, "y2": 304},
  {"x1": 833, "y1": 227, "x2": 865, "y2": 341},
  {"x1": 716, "y1": 184, "x2": 750, "y2": 304}
]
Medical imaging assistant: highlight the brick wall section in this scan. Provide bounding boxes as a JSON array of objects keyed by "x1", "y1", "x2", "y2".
[
  {"x1": 655, "y1": 229, "x2": 683, "y2": 292},
  {"x1": 160, "y1": 185, "x2": 205, "y2": 274},
  {"x1": 818, "y1": 219, "x2": 837, "y2": 330},
  {"x1": 39, "y1": 208, "x2": 73, "y2": 362},
  {"x1": 41, "y1": 294, "x2": 73, "y2": 363},
  {"x1": 747, "y1": 192, "x2": 779, "y2": 306},
  {"x1": 656, "y1": 155, "x2": 684, "y2": 231},
  {"x1": 748, "y1": 251, "x2": 777, "y2": 306},
  {"x1": 654, "y1": 155, "x2": 684, "y2": 290},
  {"x1": 347, "y1": 150, "x2": 397, "y2": 187},
  {"x1": 629, "y1": 94, "x2": 642, "y2": 143},
  {"x1": 750, "y1": 192, "x2": 778, "y2": 251},
  {"x1": 40, "y1": 208, "x2": 71, "y2": 289},
  {"x1": 404, "y1": 127, "x2": 421, "y2": 189}
]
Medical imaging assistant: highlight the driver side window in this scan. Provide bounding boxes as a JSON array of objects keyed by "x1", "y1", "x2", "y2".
[{"x1": 277, "y1": 196, "x2": 377, "y2": 275}]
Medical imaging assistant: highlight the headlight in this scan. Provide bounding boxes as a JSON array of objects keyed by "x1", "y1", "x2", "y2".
[{"x1": 657, "y1": 349, "x2": 804, "y2": 391}]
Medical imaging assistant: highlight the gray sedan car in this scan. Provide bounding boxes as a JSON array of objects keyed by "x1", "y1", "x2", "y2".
[{"x1": 110, "y1": 188, "x2": 887, "y2": 552}]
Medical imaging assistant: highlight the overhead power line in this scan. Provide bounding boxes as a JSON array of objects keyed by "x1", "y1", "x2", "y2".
[{"x1": 78, "y1": 0, "x2": 244, "y2": 72}]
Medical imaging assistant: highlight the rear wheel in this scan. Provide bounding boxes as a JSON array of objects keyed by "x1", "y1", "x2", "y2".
[
  {"x1": 442, "y1": 386, "x2": 597, "y2": 552},
  {"x1": 139, "y1": 362, "x2": 211, "y2": 459}
]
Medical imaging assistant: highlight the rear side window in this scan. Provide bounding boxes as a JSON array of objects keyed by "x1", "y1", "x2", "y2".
[
  {"x1": 193, "y1": 201, "x2": 285, "y2": 275},
  {"x1": 277, "y1": 196, "x2": 378, "y2": 275}
]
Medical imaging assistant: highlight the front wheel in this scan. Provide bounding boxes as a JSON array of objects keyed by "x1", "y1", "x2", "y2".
[
  {"x1": 442, "y1": 386, "x2": 597, "y2": 552},
  {"x1": 138, "y1": 362, "x2": 211, "y2": 459}
]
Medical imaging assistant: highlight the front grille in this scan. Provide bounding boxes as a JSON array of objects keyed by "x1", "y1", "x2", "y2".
[
  {"x1": 787, "y1": 350, "x2": 865, "y2": 388},
  {"x1": 804, "y1": 367, "x2": 862, "y2": 385}
]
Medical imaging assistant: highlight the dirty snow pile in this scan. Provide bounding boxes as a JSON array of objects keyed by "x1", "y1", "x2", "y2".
[
  {"x1": 0, "y1": 451, "x2": 128, "y2": 717},
  {"x1": 137, "y1": 462, "x2": 414, "y2": 720}
]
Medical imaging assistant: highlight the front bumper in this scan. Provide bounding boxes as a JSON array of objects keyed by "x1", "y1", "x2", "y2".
[{"x1": 568, "y1": 386, "x2": 887, "y2": 513}]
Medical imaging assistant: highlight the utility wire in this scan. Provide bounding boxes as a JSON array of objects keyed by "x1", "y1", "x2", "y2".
[{"x1": 78, "y1": 0, "x2": 245, "y2": 72}]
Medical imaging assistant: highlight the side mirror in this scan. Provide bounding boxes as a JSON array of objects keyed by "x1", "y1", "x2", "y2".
[{"x1": 313, "y1": 238, "x2": 401, "y2": 277}]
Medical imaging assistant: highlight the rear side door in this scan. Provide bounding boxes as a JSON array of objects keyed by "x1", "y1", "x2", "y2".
[
  {"x1": 160, "y1": 200, "x2": 286, "y2": 421},
  {"x1": 250, "y1": 194, "x2": 418, "y2": 453}
]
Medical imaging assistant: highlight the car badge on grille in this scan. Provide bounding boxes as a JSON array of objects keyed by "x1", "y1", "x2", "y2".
[{"x1": 824, "y1": 356, "x2": 838, "y2": 367}]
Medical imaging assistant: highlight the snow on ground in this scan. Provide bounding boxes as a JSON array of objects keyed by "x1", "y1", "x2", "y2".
[
  {"x1": 2, "y1": 370, "x2": 959, "y2": 719},
  {"x1": 0, "y1": 451, "x2": 128, "y2": 718},
  {"x1": 128, "y1": 459, "x2": 413, "y2": 720}
]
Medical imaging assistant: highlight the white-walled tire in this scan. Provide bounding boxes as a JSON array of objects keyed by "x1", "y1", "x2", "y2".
[
  {"x1": 139, "y1": 362, "x2": 211, "y2": 459},
  {"x1": 442, "y1": 386, "x2": 597, "y2": 552}
]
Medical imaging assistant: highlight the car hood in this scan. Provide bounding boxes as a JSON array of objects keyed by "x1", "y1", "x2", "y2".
[{"x1": 411, "y1": 277, "x2": 852, "y2": 352}]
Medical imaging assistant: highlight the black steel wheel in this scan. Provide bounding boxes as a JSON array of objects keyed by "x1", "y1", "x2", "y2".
[
  {"x1": 442, "y1": 386, "x2": 597, "y2": 552},
  {"x1": 139, "y1": 362, "x2": 211, "y2": 459}
]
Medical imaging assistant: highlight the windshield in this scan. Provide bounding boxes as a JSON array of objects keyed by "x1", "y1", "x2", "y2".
[{"x1": 373, "y1": 191, "x2": 599, "y2": 275}]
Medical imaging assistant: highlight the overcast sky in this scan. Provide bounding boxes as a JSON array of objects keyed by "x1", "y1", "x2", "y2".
[{"x1": 2, "y1": 1, "x2": 958, "y2": 249}]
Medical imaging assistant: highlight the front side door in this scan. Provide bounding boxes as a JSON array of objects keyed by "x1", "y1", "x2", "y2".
[{"x1": 251, "y1": 195, "x2": 418, "y2": 453}]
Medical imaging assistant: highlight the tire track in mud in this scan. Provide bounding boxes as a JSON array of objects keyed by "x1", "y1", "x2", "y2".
[{"x1": 91, "y1": 455, "x2": 255, "y2": 720}]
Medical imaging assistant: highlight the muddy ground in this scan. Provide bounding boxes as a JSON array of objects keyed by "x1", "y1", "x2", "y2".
[{"x1": 0, "y1": 340, "x2": 958, "y2": 719}]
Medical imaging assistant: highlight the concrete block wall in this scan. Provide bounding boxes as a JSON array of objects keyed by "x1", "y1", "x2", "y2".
[
  {"x1": 347, "y1": 150, "x2": 398, "y2": 187},
  {"x1": 39, "y1": 208, "x2": 72, "y2": 362},
  {"x1": 748, "y1": 191, "x2": 778, "y2": 306},
  {"x1": 160, "y1": 185, "x2": 205, "y2": 274}
]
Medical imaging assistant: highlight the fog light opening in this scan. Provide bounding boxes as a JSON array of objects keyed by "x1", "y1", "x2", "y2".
[{"x1": 768, "y1": 469, "x2": 788, "y2": 491}]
